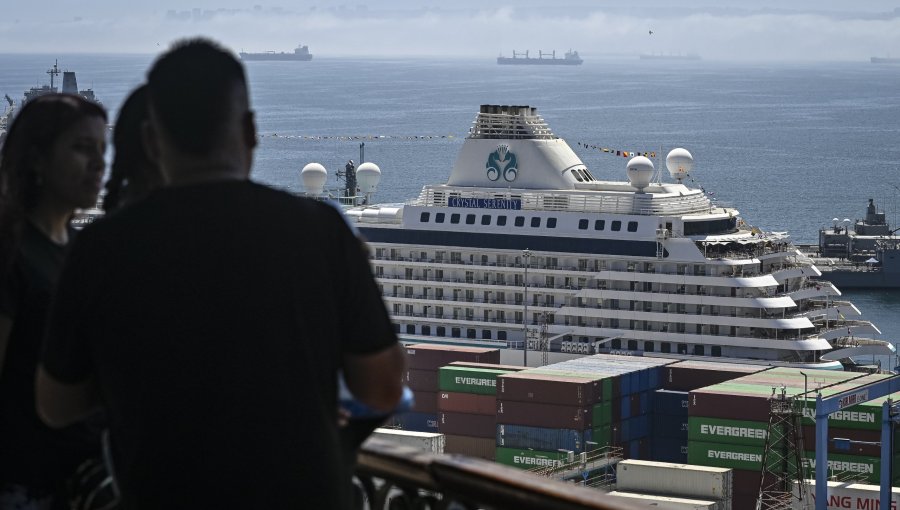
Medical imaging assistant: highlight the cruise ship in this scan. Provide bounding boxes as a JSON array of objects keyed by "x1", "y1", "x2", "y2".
[{"x1": 311, "y1": 105, "x2": 893, "y2": 370}]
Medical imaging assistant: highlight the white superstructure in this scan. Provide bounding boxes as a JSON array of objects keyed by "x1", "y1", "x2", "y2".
[{"x1": 337, "y1": 105, "x2": 892, "y2": 369}]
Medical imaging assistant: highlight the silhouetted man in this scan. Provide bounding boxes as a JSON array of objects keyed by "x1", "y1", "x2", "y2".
[{"x1": 36, "y1": 38, "x2": 404, "y2": 510}]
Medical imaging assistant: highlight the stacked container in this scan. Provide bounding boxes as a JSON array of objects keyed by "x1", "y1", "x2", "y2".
[
  {"x1": 651, "y1": 389, "x2": 690, "y2": 463},
  {"x1": 615, "y1": 459, "x2": 732, "y2": 509},
  {"x1": 494, "y1": 354, "x2": 677, "y2": 469},
  {"x1": 437, "y1": 362, "x2": 524, "y2": 460},
  {"x1": 392, "y1": 344, "x2": 500, "y2": 432},
  {"x1": 686, "y1": 368, "x2": 900, "y2": 509},
  {"x1": 652, "y1": 360, "x2": 767, "y2": 465}
]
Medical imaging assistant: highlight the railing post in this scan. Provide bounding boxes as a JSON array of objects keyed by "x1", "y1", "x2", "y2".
[
  {"x1": 815, "y1": 393, "x2": 828, "y2": 510},
  {"x1": 881, "y1": 399, "x2": 891, "y2": 510}
]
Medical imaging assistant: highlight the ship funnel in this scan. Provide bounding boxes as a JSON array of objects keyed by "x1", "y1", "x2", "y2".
[
  {"x1": 300, "y1": 163, "x2": 327, "y2": 196},
  {"x1": 62, "y1": 72, "x2": 78, "y2": 95}
]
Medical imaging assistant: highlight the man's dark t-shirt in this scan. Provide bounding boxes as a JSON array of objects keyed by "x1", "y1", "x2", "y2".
[{"x1": 41, "y1": 180, "x2": 398, "y2": 509}]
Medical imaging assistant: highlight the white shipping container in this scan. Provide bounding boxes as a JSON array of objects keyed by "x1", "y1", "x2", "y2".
[
  {"x1": 365, "y1": 428, "x2": 445, "y2": 454},
  {"x1": 608, "y1": 491, "x2": 724, "y2": 510},
  {"x1": 617, "y1": 460, "x2": 732, "y2": 503},
  {"x1": 794, "y1": 481, "x2": 900, "y2": 510}
]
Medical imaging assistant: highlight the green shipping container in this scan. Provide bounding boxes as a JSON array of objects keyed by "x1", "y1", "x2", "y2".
[
  {"x1": 592, "y1": 400, "x2": 613, "y2": 427},
  {"x1": 592, "y1": 424, "x2": 612, "y2": 447},
  {"x1": 438, "y1": 366, "x2": 513, "y2": 395},
  {"x1": 495, "y1": 447, "x2": 566, "y2": 470},
  {"x1": 688, "y1": 441, "x2": 886, "y2": 484},
  {"x1": 688, "y1": 416, "x2": 768, "y2": 447}
]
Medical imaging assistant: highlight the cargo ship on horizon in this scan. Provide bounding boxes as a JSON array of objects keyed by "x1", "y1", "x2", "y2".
[
  {"x1": 497, "y1": 50, "x2": 582, "y2": 66},
  {"x1": 239, "y1": 44, "x2": 313, "y2": 61}
]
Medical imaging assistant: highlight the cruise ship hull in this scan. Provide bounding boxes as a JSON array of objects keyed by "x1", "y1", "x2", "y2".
[{"x1": 333, "y1": 105, "x2": 892, "y2": 370}]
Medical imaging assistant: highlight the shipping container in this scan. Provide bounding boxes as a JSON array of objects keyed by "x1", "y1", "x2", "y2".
[
  {"x1": 410, "y1": 390, "x2": 438, "y2": 414},
  {"x1": 496, "y1": 372, "x2": 605, "y2": 406},
  {"x1": 366, "y1": 428, "x2": 445, "y2": 454},
  {"x1": 687, "y1": 441, "x2": 887, "y2": 484},
  {"x1": 443, "y1": 434, "x2": 496, "y2": 460},
  {"x1": 607, "y1": 491, "x2": 723, "y2": 510},
  {"x1": 496, "y1": 424, "x2": 592, "y2": 453},
  {"x1": 799, "y1": 481, "x2": 900, "y2": 510},
  {"x1": 616, "y1": 459, "x2": 733, "y2": 501},
  {"x1": 619, "y1": 415, "x2": 651, "y2": 443},
  {"x1": 654, "y1": 389, "x2": 690, "y2": 416},
  {"x1": 495, "y1": 446, "x2": 566, "y2": 470},
  {"x1": 688, "y1": 417, "x2": 768, "y2": 447},
  {"x1": 405, "y1": 369, "x2": 439, "y2": 392},
  {"x1": 405, "y1": 344, "x2": 501, "y2": 371},
  {"x1": 496, "y1": 399, "x2": 592, "y2": 429},
  {"x1": 392, "y1": 411, "x2": 440, "y2": 432},
  {"x1": 438, "y1": 366, "x2": 512, "y2": 395},
  {"x1": 662, "y1": 360, "x2": 769, "y2": 392},
  {"x1": 653, "y1": 413, "x2": 689, "y2": 440},
  {"x1": 651, "y1": 437, "x2": 689, "y2": 464},
  {"x1": 591, "y1": 400, "x2": 614, "y2": 428},
  {"x1": 437, "y1": 391, "x2": 496, "y2": 415},
  {"x1": 446, "y1": 361, "x2": 527, "y2": 372},
  {"x1": 438, "y1": 412, "x2": 496, "y2": 438}
]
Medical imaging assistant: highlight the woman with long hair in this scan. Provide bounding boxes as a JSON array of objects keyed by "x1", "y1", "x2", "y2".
[
  {"x1": 0, "y1": 93, "x2": 107, "y2": 509},
  {"x1": 103, "y1": 85, "x2": 162, "y2": 213}
]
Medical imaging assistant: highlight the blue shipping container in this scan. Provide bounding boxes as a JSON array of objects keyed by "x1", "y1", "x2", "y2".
[
  {"x1": 394, "y1": 412, "x2": 439, "y2": 432},
  {"x1": 652, "y1": 389, "x2": 689, "y2": 416},
  {"x1": 652, "y1": 413, "x2": 688, "y2": 439},
  {"x1": 651, "y1": 437, "x2": 688, "y2": 464},
  {"x1": 496, "y1": 424, "x2": 592, "y2": 453}
]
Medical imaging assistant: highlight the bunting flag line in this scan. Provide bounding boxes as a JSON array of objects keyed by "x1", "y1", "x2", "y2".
[
  {"x1": 260, "y1": 133, "x2": 458, "y2": 141},
  {"x1": 576, "y1": 141, "x2": 656, "y2": 159}
]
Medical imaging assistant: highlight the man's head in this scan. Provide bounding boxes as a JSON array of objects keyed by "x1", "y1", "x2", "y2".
[{"x1": 145, "y1": 38, "x2": 256, "y2": 182}]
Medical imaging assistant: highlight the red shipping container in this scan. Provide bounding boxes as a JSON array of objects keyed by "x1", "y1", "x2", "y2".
[
  {"x1": 663, "y1": 361, "x2": 769, "y2": 392},
  {"x1": 444, "y1": 434, "x2": 496, "y2": 460},
  {"x1": 405, "y1": 369, "x2": 439, "y2": 392},
  {"x1": 496, "y1": 400, "x2": 591, "y2": 429},
  {"x1": 438, "y1": 392, "x2": 496, "y2": 415},
  {"x1": 439, "y1": 412, "x2": 496, "y2": 439},
  {"x1": 497, "y1": 372, "x2": 604, "y2": 406},
  {"x1": 411, "y1": 390, "x2": 438, "y2": 414},
  {"x1": 405, "y1": 344, "x2": 501, "y2": 371}
]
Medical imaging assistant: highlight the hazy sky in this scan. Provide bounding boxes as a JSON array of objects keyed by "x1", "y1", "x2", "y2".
[{"x1": 3, "y1": 1, "x2": 900, "y2": 60}]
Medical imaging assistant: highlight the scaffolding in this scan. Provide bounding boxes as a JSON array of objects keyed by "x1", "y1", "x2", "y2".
[
  {"x1": 527, "y1": 445, "x2": 623, "y2": 491},
  {"x1": 756, "y1": 387, "x2": 811, "y2": 510}
]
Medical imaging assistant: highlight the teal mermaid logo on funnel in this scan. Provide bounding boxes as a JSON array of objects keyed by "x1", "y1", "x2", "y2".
[{"x1": 486, "y1": 144, "x2": 518, "y2": 182}]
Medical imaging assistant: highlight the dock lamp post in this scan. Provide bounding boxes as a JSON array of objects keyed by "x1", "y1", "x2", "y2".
[{"x1": 522, "y1": 249, "x2": 532, "y2": 367}]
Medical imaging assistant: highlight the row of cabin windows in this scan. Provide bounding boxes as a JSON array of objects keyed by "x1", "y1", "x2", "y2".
[
  {"x1": 419, "y1": 212, "x2": 557, "y2": 229},
  {"x1": 395, "y1": 323, "x2": 507, "y2": 341},
  {"x1": 577, "y1": 219, "x2": 638, "y2": 232},
  {"x1": 608, "y1": 337, "x2": 722, "y2": 357}
]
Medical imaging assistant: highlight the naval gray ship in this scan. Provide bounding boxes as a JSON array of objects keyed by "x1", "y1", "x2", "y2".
[{"x1": 803, "y1": 199, "x2": 900, "y2": 288}]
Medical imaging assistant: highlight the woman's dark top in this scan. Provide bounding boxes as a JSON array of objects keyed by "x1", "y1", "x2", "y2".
[{"x1": 0, "y1": 222, "x2": 98, "y2": 490}]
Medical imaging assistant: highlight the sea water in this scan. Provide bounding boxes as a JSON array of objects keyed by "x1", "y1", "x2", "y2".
[{"x1": 1, "y1": 54, "x2": 898, "y2": 363}]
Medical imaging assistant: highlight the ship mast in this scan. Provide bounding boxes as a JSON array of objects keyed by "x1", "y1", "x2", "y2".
[{"x1": 47, "y1": 60, "x2": 60, "y2": 90}]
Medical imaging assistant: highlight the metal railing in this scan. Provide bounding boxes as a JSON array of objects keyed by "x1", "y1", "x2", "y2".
[{"x1": 353, "y1": 439, "x2": 634, "y2": 510}]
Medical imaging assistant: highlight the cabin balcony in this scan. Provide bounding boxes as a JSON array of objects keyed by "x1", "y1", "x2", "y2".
[{"x1": 354, "y1": 439, "x2": 635, "y2": 510}]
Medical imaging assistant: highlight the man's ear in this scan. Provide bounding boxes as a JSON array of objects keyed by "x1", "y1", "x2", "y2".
[{"x1": 243, "y1": 110, "x2": 257, "y2": 150}]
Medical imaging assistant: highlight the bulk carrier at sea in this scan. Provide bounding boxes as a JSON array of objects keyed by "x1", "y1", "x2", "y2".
[
  {"x1": 239, "y1": 44, "x2": 313, "y2": 61},
  {"x1": 497, "y1": 50, "x2": 583, "y2": 66}
]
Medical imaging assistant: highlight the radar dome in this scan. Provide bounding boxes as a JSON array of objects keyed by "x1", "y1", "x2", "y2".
[
  {"x1": 665, "y1": 148, "x2": 693, "y2": 182},
  {"x1": 626, "y1": 156, "x2": 654, "y2": 192},
  {"x1": 356, "y1": 162, "x2": 382, "y2": 194},
  {"x1": 300, "y1": 163, "x2": 327, "y2": 196}
]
